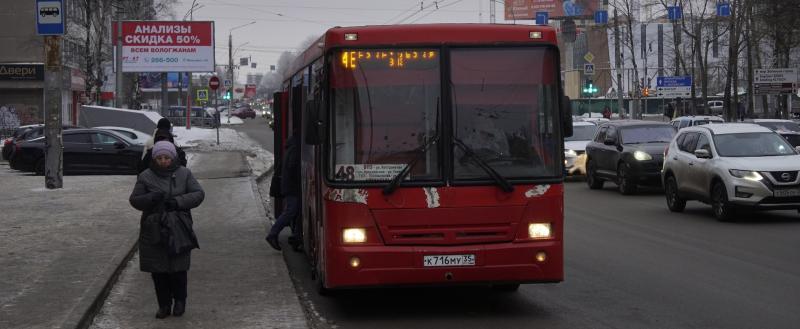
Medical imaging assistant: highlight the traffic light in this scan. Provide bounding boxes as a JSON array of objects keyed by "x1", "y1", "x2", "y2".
[
  {"x1": 222, "y1": 90, "x2": 232, "y2": 100},
  {"x1": 642, "y1": 87, "x2": 650, "y2": 97},
  {"x1": 582, "y1": 79, "x2": 598, "y2": 96}
]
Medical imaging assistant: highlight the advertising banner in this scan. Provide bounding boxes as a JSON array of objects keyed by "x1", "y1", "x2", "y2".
[
  {"x1": 504, "y1": 0, "x2": 598, "y2": 20},
  {"x1": 138, "y1": 72, "x2": 189, "y2": 91},
  {"x1": 112, "y1": 21, "x2": 215, "y2": 72},
  {"x1": 245, "y1": 84, "x2": 257, "y2": 98}
]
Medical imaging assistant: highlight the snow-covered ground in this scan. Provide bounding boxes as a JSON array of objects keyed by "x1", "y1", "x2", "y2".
[
  {"x1": 173, "y1": 126, "x2": 273, "y2": 178},
  {"x1": 219, "y1": 115, "x2": 244, "y2": 125}
]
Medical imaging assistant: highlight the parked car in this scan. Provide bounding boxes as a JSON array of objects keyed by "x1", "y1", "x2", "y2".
[
  {"x1": 564, "y1": 121, "x2": 598, "y2": 175},
  {"x1": 707, "y1": 100, "x2": 724, "y2": 115},
  {"x1": 585, "y1": 120, "x2": 676, "y2": 194},
  {"x1": 5, "y1": 124, "x2": 80, "y2": 162},
  {"x1": 11, "y1": 128, "x2": 144, "y2": 175},
  {"x1": 94, "y1": 126, "x2": 150, "y2": 145},
  {"x1": 166, "y1": 106, "x2": 217, "y2": 127},
  {"x1": 670, "y1": 115, "x2": 724, "y2": 130},
  {"x1": 746, "y1": 119, "x2": 800, "y2": 147},
  {"x1": 3, "y1": 124, "x2": 42, "y2": 160},
  {"x1": 662, "y1": 123, "x2": 800, "y2": 221}
]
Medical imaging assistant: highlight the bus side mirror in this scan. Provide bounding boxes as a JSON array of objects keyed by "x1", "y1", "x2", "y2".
[{"x1": 562, "y1": 96, "x2": 573, "y2": 138}]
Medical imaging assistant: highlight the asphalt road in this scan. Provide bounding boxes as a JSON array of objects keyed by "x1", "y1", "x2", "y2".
[
  {"x1": 280, "y1": 180, "x2": 800, "y2": 329},
  {"x1": 232, "y1": 116, "x2": 274, "y2": 153}
]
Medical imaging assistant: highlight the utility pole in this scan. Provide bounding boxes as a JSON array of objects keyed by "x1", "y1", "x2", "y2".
[
  {"x1": 44, "y1": 36, "x2": 63, "y2": 189},
  {"x1": 115, "y1": 18, "x2": 123, "y2": 108},
  {"x1": 614, "y1": 9, "x2": 625, "y2": 118},
  {"x1": 160, "y1": 73, "x2": 168, "y2": 116},
  {"x1": 228, "y1": 32, "x2": 233, "y2": 124}
]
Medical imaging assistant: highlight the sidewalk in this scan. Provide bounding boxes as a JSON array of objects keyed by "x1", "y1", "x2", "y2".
[{"x1": 0, "y1": 150, "x2": 305, "y2": 329}]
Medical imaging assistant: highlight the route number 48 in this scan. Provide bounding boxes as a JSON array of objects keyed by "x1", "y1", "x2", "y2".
[{"x1": 335, "y1": 165, "x2": 356, "y2": 181}]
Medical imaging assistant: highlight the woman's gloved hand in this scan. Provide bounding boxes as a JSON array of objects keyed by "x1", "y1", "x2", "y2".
[{"x1": 164, "y1": 198, "x2": 179, "y2": 211}]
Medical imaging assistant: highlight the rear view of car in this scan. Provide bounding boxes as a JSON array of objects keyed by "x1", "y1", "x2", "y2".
[{"x1": 662, "y1": 123, "x2": 800, "y2": 221}]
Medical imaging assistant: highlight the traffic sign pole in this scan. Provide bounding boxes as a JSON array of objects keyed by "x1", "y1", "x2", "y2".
[{"x1": 38, "y1": 0, "x2": 65, "y2": 189}]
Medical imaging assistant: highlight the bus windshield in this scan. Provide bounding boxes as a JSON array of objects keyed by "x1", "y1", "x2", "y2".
[
  {"x1": 451, "y1": 47, "x2": 561, "y2": 180},
  {"x1": 330, "y1": 49, "x2": 441, "y2": 182}
]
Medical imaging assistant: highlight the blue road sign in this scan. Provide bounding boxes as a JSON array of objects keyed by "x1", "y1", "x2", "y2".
[
  {"x1": 656, "y1": 76, "x2": 692, "y2": 87},
  {"x1": 36, "y1": 0, "x2": 64, "y2": 35},
  {"x1": 667, "y1": 6, "x2": 682, "y2": 21},
  {"x1": 535, "y1": 12, "x2": 549, "y2": 25},
  {"x1": 594, "y1": 10, "x2": 608, "y2": 24},
  {"x1": 717, "y1": 3, "x2": 731, "y2": 17}
]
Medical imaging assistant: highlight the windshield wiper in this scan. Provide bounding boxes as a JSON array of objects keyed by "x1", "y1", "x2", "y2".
[
  {"x1": 453, "y1": 138, "x2": 514, "y2": 193},
  {"x1": 383, "y1": 134, "x2": 440, "y2": 195}
]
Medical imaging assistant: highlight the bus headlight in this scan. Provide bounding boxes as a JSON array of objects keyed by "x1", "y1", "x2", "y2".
[
  {"x1": 528, "y1": 223, "x2": 552, "y2": 239},
  {"x1": 343, "y1": 228, "x2": 367, "y2": 243}
]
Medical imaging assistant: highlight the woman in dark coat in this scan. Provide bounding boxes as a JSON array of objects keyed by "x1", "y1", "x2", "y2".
[{"x1": 129, "y1": 141, "x2": 204, "y2": 319}]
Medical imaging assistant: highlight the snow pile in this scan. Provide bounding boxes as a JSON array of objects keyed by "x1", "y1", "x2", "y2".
[
  {"x1": 220, "y1": 115, "x2": 244, "y2": 125},
  {"x1": 173, "y1": 127, "x2": 274, "y2": 178}
]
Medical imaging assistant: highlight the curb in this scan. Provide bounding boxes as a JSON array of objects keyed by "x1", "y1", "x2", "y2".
[{"x1": 62, "y1": 234, "x2": 140, "y2": 329}]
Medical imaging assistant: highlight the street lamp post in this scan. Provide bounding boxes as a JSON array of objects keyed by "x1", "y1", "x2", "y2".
[{"x1": 228, "y1": 21, "x2": 256, "y2": 124}]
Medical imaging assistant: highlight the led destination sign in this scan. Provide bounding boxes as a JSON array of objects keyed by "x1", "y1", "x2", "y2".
[{"x1": 339, "y1": 49, "x2": 438, "y2": 70}]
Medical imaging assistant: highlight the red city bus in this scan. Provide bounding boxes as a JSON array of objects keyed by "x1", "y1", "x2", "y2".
[{"x1": 272, "y1": 24, "x2": 573, "y2": 293}]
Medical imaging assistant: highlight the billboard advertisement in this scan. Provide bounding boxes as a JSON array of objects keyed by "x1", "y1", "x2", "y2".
[
  {"x1": 112, "y1": 21, "x2": 215, "y2": 72},
  {"x1": 505, "y1": 0, "x2": 598, "y2": 20},
  {"x1": 138, "y1": 72, "x2": 189, "y2": 91}
]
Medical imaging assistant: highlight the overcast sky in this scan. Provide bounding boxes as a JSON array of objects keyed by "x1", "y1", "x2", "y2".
[{"x1": 174, "y1": 0, "x2": 519, "y2": 80}]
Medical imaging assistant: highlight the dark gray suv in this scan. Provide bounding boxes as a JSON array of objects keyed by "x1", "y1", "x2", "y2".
[{"x1": 585, "y1": 120, "x2": 676, "y2": 194}]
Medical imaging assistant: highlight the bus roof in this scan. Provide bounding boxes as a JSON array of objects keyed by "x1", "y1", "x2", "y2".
[{"x1": 286, "y1": 23, "x2": 558, "y2": 80}]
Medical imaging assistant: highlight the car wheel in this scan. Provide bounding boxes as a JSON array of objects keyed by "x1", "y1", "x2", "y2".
[
  {"x1": 617, "y1": 162, "x2": 638, "y2": 195},
  {"x1": 586, "y1": 159, "x2": 604, "y2": 190},
  {"x1": 665, "y1": 176, "x2": 686, "y2": 212},
  {"x1": 711, "y1": 182, "x2": 734, "y2": 222}
]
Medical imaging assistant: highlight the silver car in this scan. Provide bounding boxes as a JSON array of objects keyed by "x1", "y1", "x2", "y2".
[{"x1": 662, "y1": 123, "x2": 800, "y2": 221}]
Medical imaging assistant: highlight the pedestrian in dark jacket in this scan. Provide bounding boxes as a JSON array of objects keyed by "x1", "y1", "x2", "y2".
[
  {"x1": 130, "y1": 141, "x2": 204, "y2": 319},
  {"x1": 265, "y1": 134, "x2": 301, "y2": 251},
  {"x1": 138, "y1": 129, "x2": 187, "y2": 173}
]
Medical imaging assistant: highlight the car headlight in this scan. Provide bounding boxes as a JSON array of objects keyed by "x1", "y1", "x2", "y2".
[
  {"x1": 528, "y1": 223, "x2": 552, "y2": 239},
  {"x1": 565, "y1": 149, "x2": 577, "y2": 157},
  {"x1": 633, "y1": 150, "x2": 652, "y2": 161},
  {"x1": 342, "y1": 228, "x2": 367, "y2": 243},
  {"x1": 729, "y1": 169, "x2": 763, "y2": 181}
]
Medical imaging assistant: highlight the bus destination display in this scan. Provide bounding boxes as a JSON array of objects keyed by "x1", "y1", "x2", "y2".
[{"x1": 340, "y1": 50, "x2": 438, "y2": 70}]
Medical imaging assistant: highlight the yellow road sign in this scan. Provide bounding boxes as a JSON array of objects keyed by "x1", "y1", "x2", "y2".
[
  {"x1": 584, "y1": 52, "x2": 595, "y2": 63},
  {"x1": 196, "y1": 89, "x2": 208, "y2": 101}
]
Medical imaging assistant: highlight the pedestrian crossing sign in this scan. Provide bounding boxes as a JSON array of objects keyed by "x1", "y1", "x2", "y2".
[
  {"x1": 196, "y1": 89, "x2": 208, "y2": 101},
  {"x1": 584, "y1": 63, "x2": 595, "y2": 75}
]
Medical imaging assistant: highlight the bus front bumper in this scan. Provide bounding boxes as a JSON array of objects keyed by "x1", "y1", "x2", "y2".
[{"x1": 325, "y1": 241, "x2": 563, "y2": 289}]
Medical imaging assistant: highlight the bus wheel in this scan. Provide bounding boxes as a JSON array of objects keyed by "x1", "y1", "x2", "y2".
[
  {"x1": 492, "y1": 284, "x2": 520, "y2": 292},
  {"x1": 314, "y1": 234, "x2": 333, "y2": 296}
]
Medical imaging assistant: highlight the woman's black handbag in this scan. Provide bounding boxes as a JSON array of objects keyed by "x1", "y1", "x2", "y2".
[{"x1": 162, "y1": 210, "x2": 199, "y2": 256}]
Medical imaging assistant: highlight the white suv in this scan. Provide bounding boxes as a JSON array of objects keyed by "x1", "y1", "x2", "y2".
[{"x1": 662, "y1": 123, "x2": 800, "y2": 221}]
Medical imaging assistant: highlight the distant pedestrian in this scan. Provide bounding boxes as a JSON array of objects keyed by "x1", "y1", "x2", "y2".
[
  {"x1": 139, "y1": 119, "x2": 187, "y2": 173},
  {"x1": 737, "y1": 101, "x2": 745, "y2": 122},
  {"x1": 144, "y1": 118, "x2": 174, "y2": 155},
  {"x1": 665, "y1": 102, "x2": 675, "y2": 120},
  {"x1": 130, "y1": 141, "x2": 205, "y2": 319},
  {"x1": 265, "y1": 134, "x2": 302, "y2": 252},
  {"x1": 602, "y1": 106, "x2": 612, "y2": 119}
]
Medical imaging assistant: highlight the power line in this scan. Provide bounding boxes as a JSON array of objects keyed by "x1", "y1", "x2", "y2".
[{"x1": 409, "y1": 0, "x2": 467, "y2": 24}]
